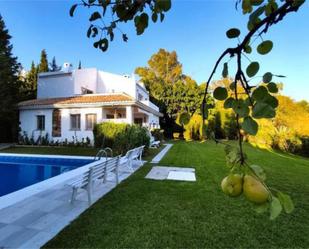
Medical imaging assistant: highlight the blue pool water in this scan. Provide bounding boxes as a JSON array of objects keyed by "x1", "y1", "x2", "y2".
[{"x1": 0, "y1": 155, "x2": 94, "y2": 197}]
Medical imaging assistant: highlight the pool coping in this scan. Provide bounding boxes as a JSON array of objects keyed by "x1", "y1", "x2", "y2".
[{"x1": 0, "y1": 153, "x2": 105, "y2": 210}]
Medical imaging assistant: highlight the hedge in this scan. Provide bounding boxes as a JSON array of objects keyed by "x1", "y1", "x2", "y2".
[{"x1": 93, "y1": 122, "x2": 150, "y2": 155}]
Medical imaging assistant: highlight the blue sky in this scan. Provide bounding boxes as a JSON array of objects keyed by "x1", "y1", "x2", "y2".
[{"x1": 0, "y1": 0, "x2": 308, "y2": 101}]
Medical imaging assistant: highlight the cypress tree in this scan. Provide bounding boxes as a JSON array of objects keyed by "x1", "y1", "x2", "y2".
[
  {"x1": 49, "y1": 56, "x2": 61, "y2": 72},
  {"x1": 24, "y1": 61, "x2": 38, "y2": 98},
  {"x1": 0, "y1": 15, "x2": 21, "y2": 142},
  {"x1": 38, "y1": 49, "x2": 49, "y2": 72}
]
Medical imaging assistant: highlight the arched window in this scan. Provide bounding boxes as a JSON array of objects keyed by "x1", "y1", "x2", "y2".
[{"x1": 52, "y1": 109, "x2": 61, "y2": 137}]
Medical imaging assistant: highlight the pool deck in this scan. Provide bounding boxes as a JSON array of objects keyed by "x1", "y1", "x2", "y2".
[{"x1": 0, "y1": 160, "x2": 145, "y2": 248}]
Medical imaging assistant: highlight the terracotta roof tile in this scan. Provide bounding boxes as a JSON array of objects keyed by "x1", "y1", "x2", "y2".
[{"x1": 18, "y1": 94, "x2": 133, "y2": 107}]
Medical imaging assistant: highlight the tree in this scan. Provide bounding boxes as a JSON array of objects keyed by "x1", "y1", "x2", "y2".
[
  {"x1": 38, "y1": 49, "x2": 49, "y2": 73},
  {"x1": 0, "y1": 15, "x2": 21, "y2": 142},
  {"x1": 135, "y1": 49, "x2": 205, "y2": 137},
  {"x1": 214, "y1": 111, "x2": 224, "y2": 139},
  {"x1": 78, "y1": 60, "x2": 82, "y2": 69},
  {"x1": 49, "y1": 56, "x2": 61, "y2": 72},
  {"x1": 136, "y1": 49, "x2": 202, "y2": 116},
  {"x1": 23, "y1": 61, "x2": 38, "y2": 99}
]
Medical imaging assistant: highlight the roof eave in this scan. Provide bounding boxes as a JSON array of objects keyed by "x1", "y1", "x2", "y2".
[{"x1": 19, "y1": 100, "x2": 163, "y2": 117}]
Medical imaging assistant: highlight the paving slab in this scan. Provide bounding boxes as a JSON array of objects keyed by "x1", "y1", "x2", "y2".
[
  {"x1": 0, "y1": 159, "x2": 145, "y2": 248},
  {"x1": 146, "y1": 166, "x2": 196, "y2": 182},
  {"x1": 151, "y1": 144, "x2": 173, "y2": 164},
  {"x1": 167, "y1": 171, "x2": 196, "y2": 181}
]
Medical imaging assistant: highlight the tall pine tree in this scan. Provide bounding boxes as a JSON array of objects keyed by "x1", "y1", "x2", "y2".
[
  {"x1": 0, "y1": 15, "x2": 21, "y2": 142},
  {"x1": 23, "y1": 61, "x2": 38, "y2": 99},
  {"x1": 38, "y1": 49, "x2": 49, "y2": 73}
]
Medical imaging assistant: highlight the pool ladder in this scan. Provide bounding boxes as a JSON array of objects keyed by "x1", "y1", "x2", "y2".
[{"x1": 94, "y1": 147, "x2": 113, "y2": 160}]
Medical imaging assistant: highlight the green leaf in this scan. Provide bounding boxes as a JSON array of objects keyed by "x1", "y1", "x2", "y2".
[
  {"x1": 222, "y1": 62, "x2": 228, "y2": 78},
  {"x1": 249, "y1": 164, "x2": 266, "y2": 181},
  {"x1": 156, "y1": 0, "x2": 172, "y2": 12},
  {"x1": 92, "y1": 27, "x2": 98, "y2": 37},
  {"x1": 292, "y1": 0, "x2": 305, "y2": 7},
  {"x1": 246, "y1": 61, "x2": 260, "y2": 77},
  {"x1": 135, "y1": 13, "x2": 149, "y2": 35},
  {"x1": 232, "y1": 99, "x2": 250, "y2": 117},
  {"x1": 270, "y1": 197, "x2": 282, "y2": 220},
  {"x1": 96, "y1": 38, "x2": 109, "y2": 52},
  {"x1": 213, "y1": 87, "x2": 228, "y2": 101},
  {"x1": 277, "y1": 192, "x2": 294, "y2": 214},
  {"x1": 122, "y1": 34, "x2": 128, "y2": 42},
  {"x1": 69, "y1": 4, "x2": 78, "y2": 17},
  {"x1": 224, "y1": 97, "x2": 235, "y2": 109},
  {"x1": 242, "y1": 116, "x2": 258, "y2": 135},
  {"x1": 229, "y1": 82, "x2": 236, "y2": 91},
  {"x1": 224, "y1": 144, "x2": 233, "y2": 154},
  {"x1": 254, "y1": 202, "x2": 269, "y2": 214},
  {"x1": 265, "y1": 1, "x2": 278, "y2": 16},
  {"x1": 160, "y1": 12, "x2": 165, "y2": 22},
  {"x1": 257, "y1": 40, "x2": 273, "y2": 55},
  {"x1": 250, "y1": 0, "x2": 264, "y2": 6},
  {"x1": 252, "y1": 86, "x2": 268, "y2": 101},
  {"x1": 87, "y1": 25, "x2": 93, "y2": 38},
  {"x1": 244, "y1": 45, "x2": 252, "y2": 54},
  {"x1": 89, "y1": 11, "x2": 101, "y2": 21},
  {"x1": 267, "y1": 82, "x2": 278, "y2": 93},
  {"x1": 252, "y1": 102, "x2": 275, "y2": 119},
  {"x1": 263, "y1": 72, "x2": 272, "y2": 83},
  {"x1": 152, "y1": 13, "x2": 158, "y2": 23},
  {"x1": 226, "y1": 147, "x2": 242, "y2": 165},
  {"x1": 247, "y1": 17, "x2": 261, "y2": 31},
  {"x1": 242, "y1": 0, "x2": 253, "y2": 14},
  {"x1": 226, "y1": 28, "x2": 241, "y2": 39},
  {"x1": 249, "y1": 6, "x2": 265, "y2": 23},
  {"x1": 264, "y1": 94, "x2": 278, "y2": 108}
]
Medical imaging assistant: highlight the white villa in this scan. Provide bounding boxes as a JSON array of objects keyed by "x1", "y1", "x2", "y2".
[{"x1": 18, "y1": 63, "x2": 162, "y2": 143}]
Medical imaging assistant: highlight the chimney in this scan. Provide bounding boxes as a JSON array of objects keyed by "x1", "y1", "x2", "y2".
[{"x1": 62, "y1": 62, "x2": 73, "y2": 72}]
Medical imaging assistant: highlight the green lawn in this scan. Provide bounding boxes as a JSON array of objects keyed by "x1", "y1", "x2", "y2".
[
  {"x1": 9, "y1": 142, "x2": 309, "y2": 248},
  {"x1": 1, "y1": 146, "x2": 161, "y2": 161}
]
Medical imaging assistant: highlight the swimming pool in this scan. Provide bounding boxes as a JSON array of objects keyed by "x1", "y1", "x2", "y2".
[{"x1": 0, "y1": 155, "x2": 94, "y2": 197}]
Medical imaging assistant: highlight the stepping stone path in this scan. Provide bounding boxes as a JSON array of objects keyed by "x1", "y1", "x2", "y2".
[
  {"x1": 146, "y1": 166, "x2": 196, "y2": 182},
  {"x1": 150, "y1": 144, "x2": 173, "y2": 164}
]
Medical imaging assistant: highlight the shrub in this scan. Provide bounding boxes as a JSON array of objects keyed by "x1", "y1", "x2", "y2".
[
  {"x1": 298, "y1": 137, "x2": 309, "y2": 157},
  {"x1": 93, "y1": 122, "x2": 150, "y2": 155},
  {"x1": 151, "y1": 129, "x2": 164, "y2": 141}
]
